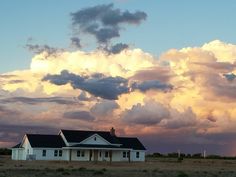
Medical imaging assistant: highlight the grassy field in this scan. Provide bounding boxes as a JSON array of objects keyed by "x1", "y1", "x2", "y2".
[{"x1": 1, "y1": 156, "x2": 236, "y2": 177}]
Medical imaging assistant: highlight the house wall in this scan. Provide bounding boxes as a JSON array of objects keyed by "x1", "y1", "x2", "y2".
[
  {"x1": 70, "y1": 149, "x2": 90, "y2": 161},
  {"x1": 33, "y1": 149, "x2": 69, "y2": 161},
  {"x1": 130, "y1": 150, "x2": 145, "y2": 162},
  {"x1": 11, "y1": 149, "x2": 18, "y2": 160}
]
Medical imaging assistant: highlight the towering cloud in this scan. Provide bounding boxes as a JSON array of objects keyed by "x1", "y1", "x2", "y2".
[{"x1": 2, "y1": 40, "x2": 236, "y2": 155}]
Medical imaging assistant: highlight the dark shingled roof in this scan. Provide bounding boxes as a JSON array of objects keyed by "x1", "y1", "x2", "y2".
[
  {"x1": 26, "y1": 134, "x2": 66, "y2": 148},
  {"x1": 118, "y1": 137, "x2": 146, "y2": 150},
  {"x1": 12, "y1": 143, "x2": 21, "y2": 148},
  {"x1": 61, "y1": 129, "x2": 146, "y2": 150},
  {"x1": 61, "y1": 130, "x2": 120, "y2": 144}
]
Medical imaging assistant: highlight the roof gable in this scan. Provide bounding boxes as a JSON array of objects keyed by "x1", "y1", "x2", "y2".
[
  {"x1": 60, "y1": 129, "x2": 120, "y2": 144},
  {"x1": 80, "y1": 133, "x2": 111, "y2": 145}
]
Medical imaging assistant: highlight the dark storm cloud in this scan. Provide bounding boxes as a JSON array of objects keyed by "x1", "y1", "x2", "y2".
[
  {"x1": 42, "y1": 70, "x2": 129, "y2": 100},
  {"x1": 132, "y1": 80, "x2": 173, "y2": 92},
  {"x1": 223, "y1": 73, "x2": 236, "y2": 81},
  {"x1": 25, "y1": 44, "x2": 63, "y2": 55},
  {"x1": 105, "y1": 43, "x2": 129, "y2": 54},
  {"x1": 139, "y1": 131, "x2": 236, "y2": 155},
  {"x1": 71, "y1": 3, "x2": 147, "y2": 44},
  {"x1": 63, "y1": 111, "x2": 95, "y2": 122},
  {"x1": 0, "y1": 124, "x2": 58, "y2": 145},
  {"x1": 0, "y1": 96, "x2": 80, "y2": 105},
  {"x1": 70, "y1": 37, "x2": 82, "y2": 48}
]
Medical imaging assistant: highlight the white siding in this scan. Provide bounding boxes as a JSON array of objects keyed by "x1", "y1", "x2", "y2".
[
  {"x1": 80, "y1": 134, "x2": 110, "y2": 145},
  {"x1": 33, "y1": 149, "x2": 69, "y2": 161}
]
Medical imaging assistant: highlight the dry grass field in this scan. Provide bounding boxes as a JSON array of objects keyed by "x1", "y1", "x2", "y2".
[{"x1": 1, "y1": 155, "x2": 236, "y2": 177}]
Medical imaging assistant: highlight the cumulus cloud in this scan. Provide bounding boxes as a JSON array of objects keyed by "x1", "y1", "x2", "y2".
[
  {"x1": 90, "y1": 100, "x2": 119, "y2": 117},
  {"x1": 71, "y1": 3, "x2": 147, "y2": 45},
  {"x1": 42, "y1": 70, "x2": 129, "y2": 100},
  {"x1": 30, "y1": 48, "x2": 155, "y2": 77},
  {"x1": 63, "y1": 111, "x2": 95, "y2": 122},
  {"x1": 160, "y1": 107, "x2": 197, "y2": 129},
  {"x1": 122, "y1": 100, "x2": 170, "y2": 125}
]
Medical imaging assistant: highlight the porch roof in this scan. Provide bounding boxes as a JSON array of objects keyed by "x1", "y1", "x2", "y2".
[{"x1": 65, "y1": 144, "x2": 131, "y2": 150}]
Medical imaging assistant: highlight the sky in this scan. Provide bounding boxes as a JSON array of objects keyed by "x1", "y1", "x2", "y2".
[{"x1": 1, "y1": 0, "x2": 236, "y2": 155}]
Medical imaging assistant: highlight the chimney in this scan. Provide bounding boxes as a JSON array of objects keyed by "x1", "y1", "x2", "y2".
[{"x1": 110, "y1": 127, "x2": 116, "y2": 136}]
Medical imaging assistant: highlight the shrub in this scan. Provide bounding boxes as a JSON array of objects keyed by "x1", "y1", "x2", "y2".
[
  {"x1": 62, "y1": 171, "x2": 70, "y2": 175},
  {"x1": 178, "y1": 157, "x2": 183, "y2": 162},
  {"x1": 177, "y1": 172, "x2": 189, "y2": 177},
  {"x1": 93, "y1": 170, "x2": 104, "y2": 175},
  {"x1": 56, "y1": 168, "x2": 65, "y2": 172},
  {"x1": 78, "y1": 167, "x2": 87, "y2": 171}
]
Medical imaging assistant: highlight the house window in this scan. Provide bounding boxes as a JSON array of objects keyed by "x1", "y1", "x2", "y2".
[
  {"x1": 123, "y1": 151, "x2": 126, "y2": 158},
  {"x1": 77, "y1": 150, "x2": 80, "y2": 157},
  {"x1": 42, "y1": 150, "x2": 46, "y2": 157},
  {"x1": 136, "y1": 152, "x2": 140, "y2": 158},
  {"x1": 27, "y1": 149, "x2": 29, "y2": 154},
  {"x1": 94, "y1": 137, "x2": 97, "y2": 141},
  {"x1": 81, "y1": 150, "x2": 85, "y2": 157},
  {"x1": 77, "y1": 150, "x2": 85, "y2": 157},
  {"x1": 59, "y1": 150, "x2": 62, "y2": 157},
  {"x1": 54, "y1": 150, "x2": 58, "y2": 157},
  {"x1": 105, "y1": 151, "x2": 109, "y2": 158}
]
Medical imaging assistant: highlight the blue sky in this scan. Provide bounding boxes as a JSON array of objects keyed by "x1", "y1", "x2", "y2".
[{"x1": 0, "y1": 0, "x2": 236, "y2": 73}]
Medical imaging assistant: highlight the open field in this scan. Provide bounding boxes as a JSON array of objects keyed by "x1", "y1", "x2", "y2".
[{"x1": 1, "y1": 156, "x2": 236, "y2": 177}]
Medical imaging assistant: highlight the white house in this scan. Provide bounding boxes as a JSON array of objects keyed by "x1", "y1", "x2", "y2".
[{"x1": 12, "y1": 128, "x2": 146, "y2": 162}]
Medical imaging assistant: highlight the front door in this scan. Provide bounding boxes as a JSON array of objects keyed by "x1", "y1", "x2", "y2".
[{"x1": 94, "y1": 150, "x2": 98, "y2": 162}]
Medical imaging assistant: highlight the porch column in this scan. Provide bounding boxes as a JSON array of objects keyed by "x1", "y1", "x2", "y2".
[
  {"x1": 89, "y1": 150, "x2": 92, "y2": 161},
  {"x1": 69, "y1": 149, "x2": 72, "y2": 161},
  {"x1": 128, "y1": 150, "x2": 131, "y2": 163},
  {"x1": 109, "y1": 150, "x2": 112, "y2": 163}
]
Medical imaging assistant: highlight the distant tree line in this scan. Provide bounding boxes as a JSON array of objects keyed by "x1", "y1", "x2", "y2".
[
  {"x1": 0, "y1": 148, "x2": 11, "y2": 155},
  {"x1": 147, "y1": 152, "x2": 236, "y2": 160}
]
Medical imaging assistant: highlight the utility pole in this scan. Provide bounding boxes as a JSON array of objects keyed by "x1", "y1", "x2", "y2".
[
  {"x1": 203, "y1": 150, "x2": 206, "y2": 159},
  {"x1": 178, "y1": 149, "x2": 181, "y2": 158}
]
